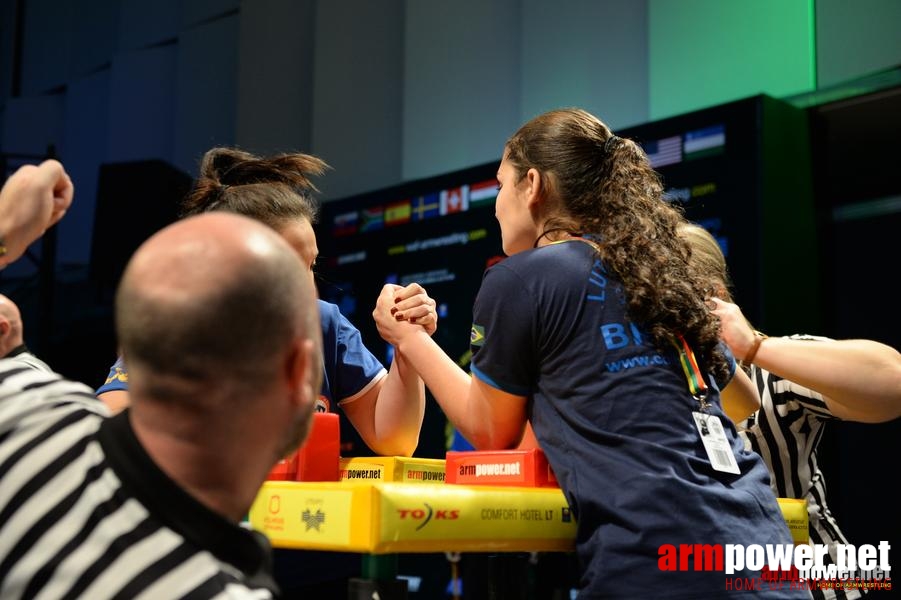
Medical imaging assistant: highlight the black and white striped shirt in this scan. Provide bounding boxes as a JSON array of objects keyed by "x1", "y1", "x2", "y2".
[
  {"x1": 737, "y1": 335, "x2": 866, "y2": 600},
  {"x1": 0, "y1": 360, "x2": 278, "y2": 599},
  {"x1": 2, "y1": 345, "x2": 54, "y2": 374}
]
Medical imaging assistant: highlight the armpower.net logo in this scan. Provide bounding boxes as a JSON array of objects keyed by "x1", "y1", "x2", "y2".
[{"x1": 658, "y1": 541, "x2": 892, "y2": 593}]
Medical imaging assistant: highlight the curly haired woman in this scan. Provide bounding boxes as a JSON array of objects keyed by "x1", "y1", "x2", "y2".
[{"x1": 374, "y1": 108, "x2": 806, "y2": 599}]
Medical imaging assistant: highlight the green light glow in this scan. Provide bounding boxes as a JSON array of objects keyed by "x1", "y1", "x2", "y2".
[{"x1": 649, "y1": 0, "x2": 817, "y2": 120}]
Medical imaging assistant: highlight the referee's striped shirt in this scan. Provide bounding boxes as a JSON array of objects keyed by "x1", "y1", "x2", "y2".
[
  {"x1": 0, "y1": 360, "x2": 279, "y2": 599},
  {"x1": 737, "y1": 335, "x2": 866, "y2": 600}
]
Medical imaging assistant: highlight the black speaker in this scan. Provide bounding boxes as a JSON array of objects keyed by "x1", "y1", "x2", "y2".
[{"x1": 89, "y1": 160, "x2": 192, "y2": 304}]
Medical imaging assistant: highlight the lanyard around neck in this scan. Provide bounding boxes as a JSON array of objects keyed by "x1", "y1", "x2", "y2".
[
  {"x1": 543, "y1": 240, "x2": 709, "y2": 412},
  {"x1": 670, "y1": 334, "x2": 710, "y2": 412}
]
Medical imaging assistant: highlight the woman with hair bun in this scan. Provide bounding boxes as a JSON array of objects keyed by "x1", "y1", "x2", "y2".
[{"x1": 97, "y1": 146, "x2": 435, "y2": 596}]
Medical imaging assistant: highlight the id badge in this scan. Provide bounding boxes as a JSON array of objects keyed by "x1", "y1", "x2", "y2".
[{"x1": 692, "y1": 411, "x2": 740, "y2": 474}]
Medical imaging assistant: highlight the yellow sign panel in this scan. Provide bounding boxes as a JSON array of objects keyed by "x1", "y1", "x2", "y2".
[
  {"x1": 250, "y1": 483, "x2": 364, "y2": 550},
  {"x1": 776, "y1": 497, "x2": 809, "y2": 545},
  {"x1": 249, "y1": 481, "x2": 806, "y2": 555},
  {"x1": 339, "y1": 456, "x2": 447, "y2": 483},
  {"x1": 249, "y1": 481, "x2": 576, "y2": 553}
]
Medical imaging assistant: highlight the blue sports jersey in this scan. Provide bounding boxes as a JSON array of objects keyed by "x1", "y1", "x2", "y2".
[
  {"x1": 97, "y1": 299, "x2": 387, "y2": 411},
  {"x1": 470, "y1": 240, "x2": 805, "y2": 599}
]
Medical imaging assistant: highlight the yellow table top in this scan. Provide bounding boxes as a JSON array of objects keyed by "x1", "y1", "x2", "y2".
[
  {"x1": 249, "y1": 480, "x2": 808, "y2": 554},
  {"x1": 249, "y1": 480, "x2": 577, "y2": 554}
]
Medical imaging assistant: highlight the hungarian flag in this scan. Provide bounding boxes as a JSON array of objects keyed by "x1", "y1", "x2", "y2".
[{"x1": 469, "y1": 179, "x2": 497, "y2": 207}]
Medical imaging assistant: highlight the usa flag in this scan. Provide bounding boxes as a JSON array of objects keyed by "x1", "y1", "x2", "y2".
[{"x1": 643, "y1": 135, "x2": 683, "y2": 168}]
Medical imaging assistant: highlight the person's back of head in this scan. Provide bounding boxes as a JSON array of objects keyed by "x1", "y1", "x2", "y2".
[
  {"x1": 507, "y1": 108, "x2": 728, "y2": 382},
  {"x1": 677, "y1": 222, "x2": 735, "y2": 303},
  {"x1": 115, "y1": 211, "x2": 322, "y2": 455},
  {"x1": 0, "y1": 293, "x2": 24, "y2": 357},
  {"x1": 181, "y1": 147, "x2": 329, "y2": 230}
]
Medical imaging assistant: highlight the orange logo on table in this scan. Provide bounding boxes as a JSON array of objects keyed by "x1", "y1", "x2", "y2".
[{"x1": 397, "y1": 504, "x2": 460, "y2": 531}]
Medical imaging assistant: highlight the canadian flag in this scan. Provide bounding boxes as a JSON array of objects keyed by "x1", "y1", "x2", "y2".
[{"x1": 440, "y1": 185, "x2": 470, "y2": 215}]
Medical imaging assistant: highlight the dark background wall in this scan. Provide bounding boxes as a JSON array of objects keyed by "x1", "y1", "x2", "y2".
[
  {"x1": 2, "y1": 0, "x2": 899, "y2": 267},
  {"x1": 0, "y1": 1, "x2": 898, "y2": 591}
]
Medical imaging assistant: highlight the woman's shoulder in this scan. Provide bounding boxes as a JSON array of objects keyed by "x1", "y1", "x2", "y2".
[
  {"x1": 499, "y1": 240, "x2": 599, "y2": 273},
  {"x1": 316, "y1": 298, "x2": 338, "y2": 317},
  {"x1": 316, "y1": 299, "x2": 360, "y2": 335}
]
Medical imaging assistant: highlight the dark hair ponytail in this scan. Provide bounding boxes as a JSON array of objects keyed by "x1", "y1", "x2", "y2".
[
  {"x1": 506, "y1": 108, "x2": 729, "y2": 382},
  {"x1": 181, "y1": 147, "x2": 330, "y2": 229}
]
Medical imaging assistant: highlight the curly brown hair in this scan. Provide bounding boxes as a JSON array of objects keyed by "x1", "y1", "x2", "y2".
[
  {"x1": 181, "y1": 147, "x2": 329, "y2": 230},
  {"x1": 505, "y1": 108, "x2": 729, "y2": 383}
]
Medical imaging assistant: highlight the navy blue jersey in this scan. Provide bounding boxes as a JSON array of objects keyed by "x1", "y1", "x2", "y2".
[
  {"x1": 471, "y1": 240, "x2": 805, "y2": 599},
  {"x1": 98, "y1": 300, "x2": 386, "y2": 412}
]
